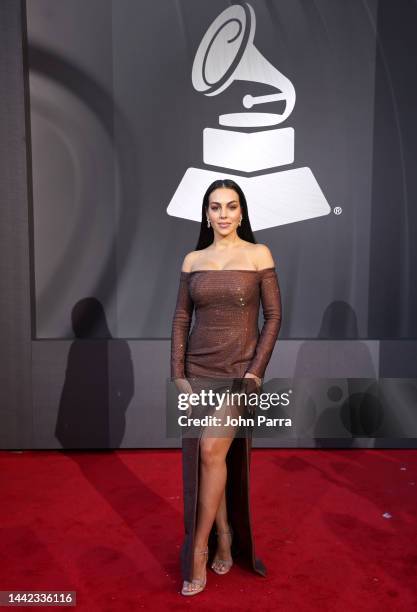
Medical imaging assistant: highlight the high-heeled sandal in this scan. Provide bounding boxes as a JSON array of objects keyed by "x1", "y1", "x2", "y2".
[
  {"x1": 211, "y1": 526, "x2": 234, "y2": 575},
  {"x1": 181, "y1": 548, "x2": 208, "y2": 596}
]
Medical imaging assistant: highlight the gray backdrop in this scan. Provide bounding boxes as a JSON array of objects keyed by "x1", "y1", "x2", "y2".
[{"x1": 28, "y1": 0, "x2": 380, "y2": 339}]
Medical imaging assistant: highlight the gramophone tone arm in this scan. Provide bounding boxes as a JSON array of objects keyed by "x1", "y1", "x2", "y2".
[
  {"x1": 243, "y1": 92, "x2": 287, "y2": 108},
  {"x1": 234, "y1": 44, "x2": 296, "y2": 123}
]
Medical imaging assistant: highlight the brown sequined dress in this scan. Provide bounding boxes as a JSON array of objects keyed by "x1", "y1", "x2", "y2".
[{"x1": 170, "y1": 267, "x2": 282, "y2": 581}]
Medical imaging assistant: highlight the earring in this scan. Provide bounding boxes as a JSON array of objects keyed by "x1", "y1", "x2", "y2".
[
  {"x1": 239, "y1": 216, "x2": 242, "y2": 226},
  {"x1": 207, "y1": 218, "x2": 211, "y2": 228}
]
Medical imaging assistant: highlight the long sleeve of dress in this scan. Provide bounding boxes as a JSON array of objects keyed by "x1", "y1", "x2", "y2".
[
  {"x1": 245, "y1": 267, "x2": 282, "y2": 379},
  {"x1": 170, "y1": 271, "x2": 194, "y2": 380}
]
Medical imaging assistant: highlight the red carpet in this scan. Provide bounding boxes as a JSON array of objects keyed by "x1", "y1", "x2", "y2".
[{"x1": 0, "y1": 449, "x2": 416, "y2": 611}]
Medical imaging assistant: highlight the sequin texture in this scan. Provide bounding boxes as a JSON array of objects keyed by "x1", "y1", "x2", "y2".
[{"x1": 170, "y1": 267, "x2": 282, "y2": 380}]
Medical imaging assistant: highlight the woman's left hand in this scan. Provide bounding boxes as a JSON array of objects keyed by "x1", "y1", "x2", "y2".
[{"x1": 244, "y1": 372, "x2": 262, "y2": 389}]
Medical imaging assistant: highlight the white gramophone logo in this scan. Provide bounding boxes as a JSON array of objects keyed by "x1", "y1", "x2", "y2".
[{"x1": 167, "y1": 2, "x2": 330, "y2": 230}]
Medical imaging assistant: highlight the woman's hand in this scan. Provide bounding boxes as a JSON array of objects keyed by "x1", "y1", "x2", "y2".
[
  {"x1": 244, "y1": 371, "x2": 262, "y2": 390},
  {"x1": 173, "y1": 377, "x2": 194, "y2": 417}
]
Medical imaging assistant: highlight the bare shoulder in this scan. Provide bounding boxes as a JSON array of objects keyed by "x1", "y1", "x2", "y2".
[
  {"x1": 181, "y1": 251, "x2": 199, "y2": 273},
  {"x1": 253, "y1": 243, "x2": 275, "y2": 270}
]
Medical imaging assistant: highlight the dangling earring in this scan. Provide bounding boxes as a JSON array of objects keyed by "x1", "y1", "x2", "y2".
[
  {"x1": 207, "y1": 218, "x2": 211, "y2": 228},
  {"x1": 239, "y1": 215, "x2": 242, "y2": 226}
]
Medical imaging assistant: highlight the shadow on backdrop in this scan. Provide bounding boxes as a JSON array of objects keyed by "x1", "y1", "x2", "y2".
[{"x1": 55, "y1": 297, "x2": 134, "y2": 448}]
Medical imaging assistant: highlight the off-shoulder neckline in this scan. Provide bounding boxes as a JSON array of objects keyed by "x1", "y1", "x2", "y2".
[{"x1": 181, "y1": 266, "x2": 276, "y2": 274}]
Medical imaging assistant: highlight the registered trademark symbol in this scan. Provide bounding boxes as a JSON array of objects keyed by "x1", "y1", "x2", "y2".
[{"x1": 333, "y1": 206, "x2": 342, "y2": 215}]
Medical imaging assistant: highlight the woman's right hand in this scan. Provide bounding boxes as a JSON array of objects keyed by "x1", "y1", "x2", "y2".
[{"x1": 173, "y1": 378, "x2": 194, "y2": 417}]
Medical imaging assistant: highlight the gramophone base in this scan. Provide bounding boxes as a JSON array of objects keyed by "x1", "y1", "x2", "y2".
[
  {"x1": 167, "y1": 166, "x2": 331, "y2": 231},
  {"x1": 204, "y1": 126, "x2": 294, "y2": 171}
]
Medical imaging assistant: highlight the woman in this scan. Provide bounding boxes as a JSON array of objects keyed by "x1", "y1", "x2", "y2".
[{"x1": 171, "y1": 178, "x2": 282, "y2": 596}]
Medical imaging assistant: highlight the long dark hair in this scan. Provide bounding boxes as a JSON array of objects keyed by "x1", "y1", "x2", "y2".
[{"x1": 195, "y1": 179, "x2": 257, "y2": 250}]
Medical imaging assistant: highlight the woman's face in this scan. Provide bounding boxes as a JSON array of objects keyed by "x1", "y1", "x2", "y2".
[{"x1": 206, "y1": 188, "x2": 242, "y2": 236}]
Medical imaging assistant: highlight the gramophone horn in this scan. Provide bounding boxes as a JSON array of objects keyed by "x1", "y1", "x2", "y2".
[{"x1": 191, "y1": 2, "x2": 295, "y2": 125}]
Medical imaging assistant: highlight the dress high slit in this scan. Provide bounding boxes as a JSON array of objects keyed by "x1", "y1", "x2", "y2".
[{"x1": 171, "y1": 267, "x2": 282, "y2": 582}]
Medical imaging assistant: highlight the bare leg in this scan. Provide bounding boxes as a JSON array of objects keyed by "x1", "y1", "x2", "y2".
[
  {"x1": 215, "y1": 488, "x2": 228, "y2": 531},
  {"x1": 182, "y1": 386, "x2": 243, "y2": 593},
  {"x1": 212, "y1": 488, "x2": 233, "y2": 572},
  {"x1": 182, "y1": 434, "x2": 235, "y2": 593}
]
